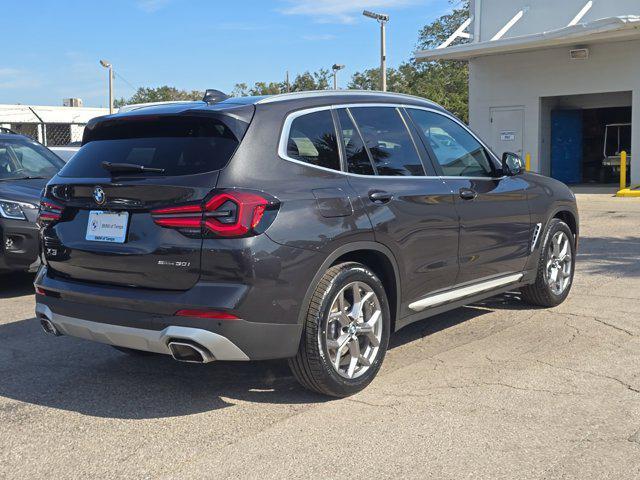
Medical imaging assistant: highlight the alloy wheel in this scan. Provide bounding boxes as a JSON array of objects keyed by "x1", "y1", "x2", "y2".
[
  {"x1": 321, "y1": 281, "x2": 383, "y2": 379},
  {"x1": 545, "y1": 231, "x2": 573, "y2": 295}
]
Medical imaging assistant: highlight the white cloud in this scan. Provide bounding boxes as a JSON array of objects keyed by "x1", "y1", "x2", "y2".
[
  {"x1": 136, "y1": 0, "x2": 171, "y2": 13},
  {"x1": 280, "y1": 0, "x2": 419, "y2": 24}
]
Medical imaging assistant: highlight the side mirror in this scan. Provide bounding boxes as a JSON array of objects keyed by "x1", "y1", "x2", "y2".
[{"x1": 502, "y1": 152, "x2": 523, "y2": 176}]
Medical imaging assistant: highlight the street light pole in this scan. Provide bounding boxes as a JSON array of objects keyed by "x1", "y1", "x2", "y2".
[
  {"x1": 332, "y1": 64, "x2": 345, "y2": 90},
  {"x1": 363, "y1": 10, "x2": 389, "y2": 92},
  {"x1": 99, "y1": 60, "x2": 113, "y2": 114},
  {"x1": 380, "y1": 21, "x2": 387, "y2": 92}
]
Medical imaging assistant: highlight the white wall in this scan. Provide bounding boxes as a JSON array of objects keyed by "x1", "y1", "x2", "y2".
[
  {"x1": 476, "y1": 0, "x2": 640, "y2": 42},
  {"x1": 469, "y1": 38, "x2": 640, "y2": 184}
]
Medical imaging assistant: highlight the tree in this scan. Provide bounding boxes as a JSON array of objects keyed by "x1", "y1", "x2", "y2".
[
  {"x1": 231, "y1": 69, "x2": 332, "y2": 97},
  {"x1": 348, "y1": 0, "x2": 470, "y2": 122},
  {"x1": 114, "y1": 85, "x2": 204, "y2": 107}
]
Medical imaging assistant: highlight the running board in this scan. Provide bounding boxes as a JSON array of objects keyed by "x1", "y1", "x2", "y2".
[{"x1": 408, "y1": 273, "x2": 524, "y2": 312}]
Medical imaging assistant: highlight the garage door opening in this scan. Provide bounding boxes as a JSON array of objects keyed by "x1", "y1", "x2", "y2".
[{"x1": 541, "y1": 92, "x2": 632, "y2": 184}]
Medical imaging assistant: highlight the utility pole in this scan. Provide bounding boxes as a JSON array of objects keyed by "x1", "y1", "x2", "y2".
[
  {"x1": 332, "y1": 64, "x2": 345, "y2": 90},
  {"x1": 363, "y1": 10, "x2": 389, "y2": 91},
  {"x1": 99, "y1": 60, "x2": 114, "y2": 114},
  {"x1": 285, "y1": 70, "x2": 291, "y2": 93}
]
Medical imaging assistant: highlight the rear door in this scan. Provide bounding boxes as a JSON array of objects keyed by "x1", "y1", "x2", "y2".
[
  {"x1": 42, "y1": 112, "x2": 249, "y2": 290},
  {"x1": 337, "y1": 106, "x2": 460, "y2": 315},
  {"x1": 407, "y1": 108, "x2": 532, "y2": 286}
]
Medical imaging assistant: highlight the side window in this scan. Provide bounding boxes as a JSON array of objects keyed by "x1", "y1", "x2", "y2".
[
  {"x1": 337, "y1": 109, "x2": 375, "y2": 175},
  {"x1": 349, "y1": 107, "x2": 425, "y2": 176},
  {"x1": 408, "y1": 109, "x2": 495, "y2": 177},
  {"x1": 286, "y1": 110, "x2": 340, "y2": 171}
]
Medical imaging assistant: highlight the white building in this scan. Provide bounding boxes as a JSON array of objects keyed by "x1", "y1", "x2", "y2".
[
  {"x1": 416, "y1": 0, "x2": 640, "y2": 186},
  {"x1": 0, "y1": 104, "x2": 109, "y2": 146}
]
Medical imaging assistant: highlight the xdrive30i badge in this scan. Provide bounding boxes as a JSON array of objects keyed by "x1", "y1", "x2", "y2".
[{"x1": 157, "y1": 260, "x2": 191, "y2": 268}]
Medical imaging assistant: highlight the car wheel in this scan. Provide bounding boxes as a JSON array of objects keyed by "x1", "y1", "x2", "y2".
[
  {"x1": 289, "y1": 262, "x2": 391, "y2": 398},
  {"x1": 521, "y1": 218, "x2": 575, "y2": 307}
]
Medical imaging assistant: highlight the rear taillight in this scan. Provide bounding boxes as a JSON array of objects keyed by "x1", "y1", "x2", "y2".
[
  {"x1": 38, "y1": 200, "x2": 64, "y2": 224},
  {"x1": 151, "y1": 190, "x2": 278, "y2": 238}
]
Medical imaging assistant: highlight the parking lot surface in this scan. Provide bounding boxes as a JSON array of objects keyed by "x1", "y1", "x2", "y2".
[{"x1": 1, "y1": 193, "x2": 639, "y2": 480}]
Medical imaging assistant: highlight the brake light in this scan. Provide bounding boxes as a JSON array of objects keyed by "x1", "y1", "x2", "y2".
[
  {"x1": 38, "y1": 200, "x2": 64, "y2": 224},
  {"x1": 175, "y1": 309, "x2": 239, "y2": 320},
  {"x1": 151, "y1": 190, "x2": 276, "y2": 238}
]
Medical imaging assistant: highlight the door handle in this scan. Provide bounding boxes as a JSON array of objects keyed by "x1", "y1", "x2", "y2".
[
  {"x1": 368, "y1": 191, "x2": 393, "y2": 204},
  {"x1": 459, "y1": 188, "x2": 478, "y2": 201}
]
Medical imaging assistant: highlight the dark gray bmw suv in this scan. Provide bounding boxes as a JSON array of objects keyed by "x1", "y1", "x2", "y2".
[{"x1": 35, "y1": 91, "x2": 578, "y2": 397}]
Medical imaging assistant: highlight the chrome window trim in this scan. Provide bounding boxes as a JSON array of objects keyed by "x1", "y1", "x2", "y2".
[{"x1": 277, "y1": 102, "x2": 505, "y2": 181}]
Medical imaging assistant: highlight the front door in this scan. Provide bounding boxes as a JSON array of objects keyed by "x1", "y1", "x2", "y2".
[
  {"x1": 336, "y1": 106, "x2": 460, "y2": 316},
  {"x1": 491, "y1": 106, "x2": 524, "y2": 159},
  {"x1": 407, "y1": 108, "x2": 532, "y2": 286}
]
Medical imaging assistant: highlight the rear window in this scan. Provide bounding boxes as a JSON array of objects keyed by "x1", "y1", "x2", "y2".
[
  {"x1": 285, "y1": 110, "x2": 341, "y2": 171},
  {"x1": 59, "y1": 116, "x2": 241, "y2": 178}
]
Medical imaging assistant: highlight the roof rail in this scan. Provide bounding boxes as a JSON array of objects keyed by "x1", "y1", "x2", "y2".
[
  {"x1": 117, "y1": 101, "x2": 201, "y2": 113},
  {"x1": 256, "y1": 89, "x2": 440, "y2": 106},
  {"x1": 0, "y1": 127, "x2": 18, "y2": 135}
]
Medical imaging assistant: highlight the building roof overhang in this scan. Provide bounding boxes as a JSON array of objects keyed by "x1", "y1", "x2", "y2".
[{"x1": 415, "y1": 16, "x2": 640, "y2": 62}]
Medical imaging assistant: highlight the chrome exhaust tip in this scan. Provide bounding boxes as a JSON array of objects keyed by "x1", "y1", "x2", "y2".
[
  {"x1": 40, "y1": 317, "x2": 61, "y2": 336},
  {"x1": 168, "y1": 341, "x2": 214, "y2": 364}
]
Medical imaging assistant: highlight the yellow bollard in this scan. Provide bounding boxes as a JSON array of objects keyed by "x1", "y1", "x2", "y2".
[
  {"x1": 525, "y1": 153, "x2": 531, "y2": 172},
  {"x1": 620, "y1": 151, "x2": 627, "y2": 191}
]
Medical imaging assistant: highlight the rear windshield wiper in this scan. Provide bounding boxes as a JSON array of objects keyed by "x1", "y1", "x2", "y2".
[{"x1": 101, "y1": 161, "x2": 165, "y2": 174}]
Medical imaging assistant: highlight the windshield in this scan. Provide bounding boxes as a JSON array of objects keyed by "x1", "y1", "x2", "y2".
[
  {"x1": 0, "y1": 138, "x2": 65, "y2": 180},
  {"x1": 59, "y1": 116, "x2": 243, "y2": 178}
]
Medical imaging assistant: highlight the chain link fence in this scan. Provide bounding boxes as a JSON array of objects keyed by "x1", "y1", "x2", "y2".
[{"x1": 1, "y1": 122, "x2": 86, "y2": 146}]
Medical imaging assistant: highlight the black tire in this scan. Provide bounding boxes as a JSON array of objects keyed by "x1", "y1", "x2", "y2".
[
  {"x1": 521, "y1": 218, "x2": 575, "y2": 307},
  {"x1": 288, "y1": 262, "x2": 391, "y2": 398},
  {"x1": 112, "y1": 346, "x2": 159, "y2": 357}
]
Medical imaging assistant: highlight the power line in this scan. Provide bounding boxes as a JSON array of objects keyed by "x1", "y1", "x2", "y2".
[{"x1": 113, "y1": 71, "x2": 138, "y2": 93}]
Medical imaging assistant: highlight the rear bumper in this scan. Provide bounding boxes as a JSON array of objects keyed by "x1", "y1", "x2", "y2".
[
  {"x1": 34, "y1": 274, "x2": 304, "y2": 360},
  {"x1": 36, "y1": 303, "x2": 250, "y2": 360}
]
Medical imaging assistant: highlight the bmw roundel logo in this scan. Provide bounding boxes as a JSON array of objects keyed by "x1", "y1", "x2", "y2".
[{"x1": 93, "y1": 186, "x2": 106, "y2": 205}]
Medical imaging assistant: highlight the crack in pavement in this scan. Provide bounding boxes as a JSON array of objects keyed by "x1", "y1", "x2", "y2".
[
  {"x1": 561, "y1": 312, "x2": 635, "y2": 337},
  {"x1": 535, "y1": 359, "x2": 640, "y2": 394}
]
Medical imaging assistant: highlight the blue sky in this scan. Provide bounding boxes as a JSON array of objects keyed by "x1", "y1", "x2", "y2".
[{"x1": 1, "y1": 0, "x2": 455, "y2": 107}]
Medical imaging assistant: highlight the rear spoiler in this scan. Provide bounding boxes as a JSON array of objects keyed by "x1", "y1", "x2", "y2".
[{"x1": 82, "y1": 105, "x2": 255, "y2": 146}]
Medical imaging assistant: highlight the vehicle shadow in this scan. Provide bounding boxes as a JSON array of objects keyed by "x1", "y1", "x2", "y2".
[
  {"x1": 0, "y1": 272, "x2": 35, "y2": 299},
  {"x1": 0, "y1": 293, "x2": 524, "y2": 419}
]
